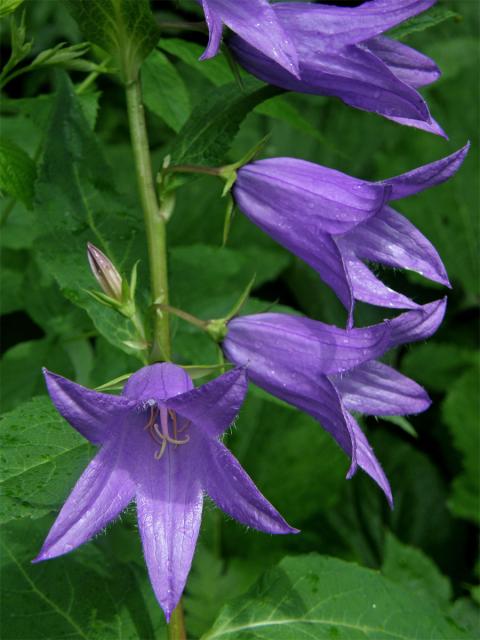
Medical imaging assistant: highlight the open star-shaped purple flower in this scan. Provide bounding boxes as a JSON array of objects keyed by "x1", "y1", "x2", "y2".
[
  {"x1": 233, "y1": 145, "x2": 468, "y2": 326},
  {"x1": 34, "y1": 364, "x2": 296, "y2": 620},
  {"x1": 222, "y1": 299, "x2": 447, "y2": 506},
  {"x1": 230, "y1": 0, "x2": 445, "y2": 134},
  {"x1": 197, "y1": 0, "x2": 299, "y2": 76}
]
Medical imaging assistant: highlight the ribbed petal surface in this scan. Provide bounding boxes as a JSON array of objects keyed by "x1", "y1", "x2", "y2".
[
  {"x1": 224, "y1": 313, "x2": 391, "y2": 376},
  {"x1": 364, "y1": 36, "x2": 440, "y2": 88},
  {"x1": 201, "y1": 438, "x2": 297, "y2": 534},
  {"x1": 200, "y1": 0, "x2": 299, "y2": 75},
  {"x1": 272, "y1": 0, "x2": 435, "y2": 48},
  {"x1": 34, "y1": 434, "x2": 135, "y2": 562},
  {"x1": 168, "y1": 367, "x2": 247, "y2": 438},
  {"x1": 346, "y1": 412, "x2": 393, "y2": 507},
  {"x1": 123, "y1": 362, "x2": 193, "y2": 401},
  {"x1": 382, "y1": 143, "x2": 470, "y2": 200},
  {"x1": 338, "y1": 205, "x2": 450, "y2": 287},
  {"x1": 387, "y1": 298, "x2": 447, "y2": 348},
  {"x1": 235, "y1": 158, "x2": 389, "y2": 235},
  {"x1": 340, "y1": 248, "x2": 420, "y2": 310},
  {"x1": 136, "y1": 430, "x2": 203, "y2": 622},
  {"x1": 332, "y1": 361, "x2": 431, "y2": 416},
  {"x1": 231, "y1": 36, "x2": 431, "y2": 124},
  {"x1": 43, "y1": 369, "x2": 135, "y2": 445}
]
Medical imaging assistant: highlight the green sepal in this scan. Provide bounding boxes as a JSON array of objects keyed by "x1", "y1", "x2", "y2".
[
  {"x1": 205, "y1": 275, "x2": 256, "y2": 343},
  {"x1": 95, "y1": 372, "x2": 132, "y2": 391},
  {"x1": 222, "y1": 196, "x2": 236, "y2": 247},
  {"x1": 181, "y1": 363, "x2": 233, "y2": 380}
]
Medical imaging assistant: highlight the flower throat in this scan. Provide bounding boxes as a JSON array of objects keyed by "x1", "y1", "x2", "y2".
[{"x1": 145, "y1": 405, "x2": 190, "y2": 460}]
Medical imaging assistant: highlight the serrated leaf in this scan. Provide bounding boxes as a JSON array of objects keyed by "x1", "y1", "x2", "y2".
[
  {"x1": 0, "y1": 397, "x2": 94, "y2": 524},
  {"x1": 169, "y1": 79, "x2": 282, "y2": 167},
  {"x1": 388, "y1": 6, "x2": 460, "y2": 40},
  {"x1": 0, "y1": 138, "x2": 36, "y2": 208},
  {"x1": 443, "y1": 364, "x2": 480, "y2": 523},
  {"x1": 142, "y1": 49, "x2": 190, "y2": 132},
  {"x1": 33, "y1": 72, "x2": 145, "y2": 358},
  {"x1": 66, "y1": 0, "x2": 159, "y2": 81},
  {"x1": 0, "y1": 516, "x2": 162, "y2": 639},
  {"x1": 204, "y1": 554, "x2": 470, "y2": 639}
]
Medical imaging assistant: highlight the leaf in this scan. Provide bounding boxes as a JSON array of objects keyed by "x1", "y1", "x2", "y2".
[
  {"x1": 185, "y1": 545, "x2": 259, "y2": 638},
  {"x1": 443, "y1": 364, "x2": 480, "y2": 523},
  {"x1": 0, "y1": 397, "x2": 93, "y2": 524},
  {"x1": 450, "y1": 598, "x2": 480, "y2": 636},
  {"x1": 159, "y1": 38, "x2": 233, "y2": 87},
  {"x1": 230, "y1": 394, "x2": 347, "y2": 526},
  {"x1": 169, "y1": 244, "x2": 290, "y2": 363},
  {"x1": 382, "y1": 532, "x2": 452, "y2": 608},
  {"x1": 169, "y1": 79, "x2": 282, "y2": 167},
  {"x1": 0, "y1": 339, "x2": 74, "y2": 413},
  {"x1": 0, "y1": 516, "x2": 163, "y2": 639},
  {"x1": 388, "y1": 6, "x2": 460, "y2": 40},
  {"x1": 402, "y1": 342, "x2": 477, "y2": 393},
  {"x1": 33, "y1": 72, "x2": 145, "y2": 357},
  {"x1": 0, "y1": 0, "x2": 24, "y2": 18},
  {"x1": 204, "y1": 554, "x2": 470, "y2": 639},
  {"x1": 66, "y1": 0, "x2": 159, "y2": 81},
  {"x1": 142, "y1": 49, "x2": 190, "y2": 132},
  {"x1": 0, "y1": 138, "x2": 36, "y2": 208}
]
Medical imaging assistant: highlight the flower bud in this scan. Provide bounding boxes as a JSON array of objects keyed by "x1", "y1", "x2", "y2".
[{"x1": 87, "y1": 242, "x2": 123, "y2": 301}]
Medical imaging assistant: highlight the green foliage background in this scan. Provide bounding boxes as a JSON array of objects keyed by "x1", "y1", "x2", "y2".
[{"x1": 0, "y1": 1, "x2": 478, "y2": 638}]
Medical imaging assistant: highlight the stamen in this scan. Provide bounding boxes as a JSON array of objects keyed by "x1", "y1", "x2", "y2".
[
  {"x1": 145, "y1": 406, "x2": 190, "y2": 459},
  {"x1": 154, "y1": 439, "x2": 167, "y2": 460}
]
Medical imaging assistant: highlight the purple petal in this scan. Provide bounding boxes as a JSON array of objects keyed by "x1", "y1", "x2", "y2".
[
  {"x1": 346, "y1": 412, "x2": 393, "y2": 507},
  {"x1": 272, "y1": 0, "x2": 435, "y2": 48},
  {"x1": 199, "y1": 0, "x2": 223, "y2": 59},
  {"x1": 33, "y1": 437, "x2": 135, "y2": 562},
  {"x1": 340, "y1": 247, "x2": 420, "y2": 310},
  {"x1": 235, "y1": 158, "x2": 390, "y2": 235},
  {"x1": 364, "y1": 36, "x2": 441, "y2": 88},
  {"x1": 232, "y1": 36, "x2": 432, "y2": 124},
  {"x1": 332, "y1": 360, "x2": 431, "y2": 416},
  {"x1": 387, "y1": 298, "x2": 447, "y2": 348},
  {"x1": 123, "y1": 363, "x2": 193, "y2": 403},
  {"x1": 167, "y1": 367, "x2": 247, "y2": 438},
  {"x1": 223, "y1": 313, "x2": 391, "y2": 376},
  {"x1": 201, "y1": 438, "x2": 298, "y2": 534},
  {"x1": 338, "y1": 205, "x2": 450, "y2": 287},
  {"x1": 200, "y1": 0, "x2": 299, "y2": 76},
  {"x1": 384, "y1": 112, "x2": 448, "y2": 138},
  {"x1": 381, "y1": 143, "x2": 470, "y2": 200},
  {"x1": 136, "y1": 433, "x2": 203, "y2": 622},
  {"x1": 43, "y1": 369, "x2": 135, "y2": 445}
]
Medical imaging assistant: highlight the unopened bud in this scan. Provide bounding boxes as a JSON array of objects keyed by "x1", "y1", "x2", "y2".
[{"x1": 87, "y1": 242, "x2": 123, "y2": 301}]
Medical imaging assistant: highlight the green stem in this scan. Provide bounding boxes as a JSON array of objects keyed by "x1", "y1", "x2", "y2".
[
  {"x1": 168, "y1": 602, "x2": 187, "y2": 640},
  {"x1": 125, "y1": 77, "x2": 171, "y2": 362}
]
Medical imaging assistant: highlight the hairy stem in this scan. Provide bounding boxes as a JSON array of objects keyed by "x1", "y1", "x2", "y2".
[{"x1": 125, "y1": 77, "x2": 171, "y2": 362}]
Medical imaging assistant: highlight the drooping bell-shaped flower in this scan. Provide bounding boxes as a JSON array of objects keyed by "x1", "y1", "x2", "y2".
[
  {"x1": 230, "y1": 0, "x2": 444, "y2": 134},
  {"x1": 197, "y1": 0, "x2": 299, "y2": 76},
  {"x1": 233, "y1": 145, "x2": 468, "y2": 325},
  {"x1": 222, "y1": 299, "x2": 447, "y2": 506},
  {"x1": 34, "y1": 364, "x2": 296, "y2": 620}
]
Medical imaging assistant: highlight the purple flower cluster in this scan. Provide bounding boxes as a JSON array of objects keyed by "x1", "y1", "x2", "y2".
[{"x1": 35, "y1": 0, "x2": 468, "y2": 622}]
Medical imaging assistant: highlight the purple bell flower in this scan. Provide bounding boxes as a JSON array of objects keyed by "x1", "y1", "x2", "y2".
[
  {"x1": 233, "y1": 144, "x2": 468, "y2": 326},
  {"x1": 34, "y1": 364, "x2": 296, "y2": 620},
  {"x1": 222, "y1": 299, "x2": 447, "y2": 506},
  {"x1": 197, "y1": 0, "x2": 299, "y2": 76},
  {"x1": 230, "y1": 0, "x2": 445, "y2": 134}
]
